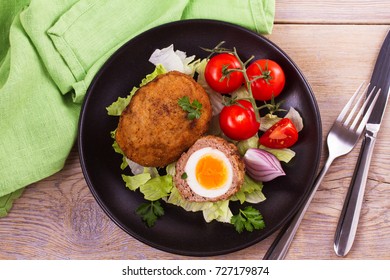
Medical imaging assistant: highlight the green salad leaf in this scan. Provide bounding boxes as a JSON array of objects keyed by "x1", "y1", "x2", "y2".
[
  {"x1": 166, "y1": 186, "x2": 233, "y2": 223},
  {"x1": 110, "y1": 130, "x2": 128, "y2": 170},
  {"x1": 237, "y1": 135, "x2": 259, "y2": 156},
  {"x1": 260, "y1": 113, "x2": 281, "y2": 132},
  {"x1": 230, "y1": 175, "x2": 265, "y2": 204},
  {"x1": 259, "y1": 145, "x2": 296, "y2": 163},
  {"x1": 106, "y1": 86, "x2": 137, "y2": 116},
  {"x1": 202, "y1": 200, "x2": 232, "y2": 223},
  {"x1": 140, "y1": 64, "x2": 167, "y2": 86},
  {"x1": 140, "y1": 175, "x2": 173, "y2": 201},
  {"x1": 122, "y1": 173, "x2": 151, "y2": 191},
  {"x1": 166, "y1": 186, "x2": 214, "y2": 213}
]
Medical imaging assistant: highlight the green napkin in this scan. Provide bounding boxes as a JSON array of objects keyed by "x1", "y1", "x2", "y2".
[{"x1": 0, "y1": 0, "x2": 275, "y2": 217}]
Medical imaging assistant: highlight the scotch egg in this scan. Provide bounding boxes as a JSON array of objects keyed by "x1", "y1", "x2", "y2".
[{"x1": 174, "y1": 135, "x2": 245, "y2": 202}]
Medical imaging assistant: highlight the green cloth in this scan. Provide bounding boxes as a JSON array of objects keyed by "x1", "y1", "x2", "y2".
[{"x1": 0, "y1": 0, "x2": 275, "y2": 217}]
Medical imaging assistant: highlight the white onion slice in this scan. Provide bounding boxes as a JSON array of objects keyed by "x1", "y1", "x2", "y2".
[
  {"x1": 148, "y1": 44, "x2": 195, "y2": 75},
  {"x1": 125, "y1": 158, "x2": 144, "y2": 175},
  {"x1": 243, "y1": 148, "x2": 286, "y2": 182},
  {"x1": 284, "y1": 107, "x2": 304, "y2": 132}
]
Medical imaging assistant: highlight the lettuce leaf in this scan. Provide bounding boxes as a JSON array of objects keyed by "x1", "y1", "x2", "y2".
[
  {"x1": 260, "y1": 107, "x2": 304, "y2": 133},
  {"x1": 244, "y1": 190, "x2": 267, "y2": 204},
  {"x1": 106, "y1": 86, "x2": 137, "y2": 116},
  {"x1": 166, "y1": 186, "x2": 214, "y2": 212},
  {"x1": 231, "y1": 86, "x2": 251, "y2": 100},
  {"x1": 237, "y1": 135, "x2": 259, "y2": 156},
  {"x1": 166, "y1": 186, "x2": 232, "y2": 223},
  {"x1": 230, "y1": 175, "x2": 265, "y2": 204},
  {"x1": 140, "y1": 175, "x2": 173, "y2": 201},
  {"x1": 165, "y1": 162, "x2": 176, "y2": 176},
  {"x1": 202, "y1": 200, "x2": 232, "y2": 223},
  {"x1": 260, "y1": 113, "x2": 281, "y2": 132},
  {"x1": 109, "y1": 130, "x2": 128, "y2": 170},
  {"x1": 140, "y1": 64, "x2": 167, "y2": 86},
  {"x1": 122, "y1": 173, "x2": 151, "y2": 191},
  {"x1": 259, "y1": 145, "x2": 296, "y2": 163}
]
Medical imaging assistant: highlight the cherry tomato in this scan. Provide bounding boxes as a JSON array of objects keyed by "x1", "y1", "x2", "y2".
[
  {"x1": 259, "y1": 118, "x2": 298, "y2": 148},
  {"x1": 219, "y1": 100, "x2": 260, "y2": 141},
  {"x1": 246, "y1": 59, "x2": 285, "y2": 101},
  {"x1": 205, "y1": 53, "x2": 244, "y2": 94}
]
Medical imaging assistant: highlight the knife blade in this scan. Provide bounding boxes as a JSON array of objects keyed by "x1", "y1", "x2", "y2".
[{"x1": 334, "y1": 29, "x2": 390, "y2": 257}]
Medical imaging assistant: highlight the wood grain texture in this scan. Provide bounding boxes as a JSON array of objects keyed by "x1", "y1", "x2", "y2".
[
  {"x1": 276, "y1": 0, "x2": 390, "y2": 24},
  {"x1": 267, "y1": 24, "x2": 390, "y2": 259},
  {"x1": 0, "y1": 3, "x2": 390, "y2": 260}
]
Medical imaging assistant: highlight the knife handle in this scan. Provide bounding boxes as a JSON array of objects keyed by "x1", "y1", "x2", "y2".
[{"x1": 333, "y1": 133, "x2": 376, "y2": 257}]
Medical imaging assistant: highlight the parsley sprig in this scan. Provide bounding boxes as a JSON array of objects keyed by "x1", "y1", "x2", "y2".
[
  {"x1": 136, "y1": 201, "x2": 164, "y2": 227},
  {"x1": 231, "y1": 206, "x2": 265, "y2": 233},
  {"x1": 178, "y1": 96, "x2": 203, "y2": 120}
]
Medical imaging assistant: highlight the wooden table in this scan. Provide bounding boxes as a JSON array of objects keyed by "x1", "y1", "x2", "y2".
[{"x1": 1, "y1": 0, "x2": 389, "y2": 260}]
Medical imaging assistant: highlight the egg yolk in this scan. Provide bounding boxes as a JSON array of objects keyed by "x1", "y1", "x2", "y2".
[{"x1": 195, "y1": 155, "x2": 228, "y2": 189}]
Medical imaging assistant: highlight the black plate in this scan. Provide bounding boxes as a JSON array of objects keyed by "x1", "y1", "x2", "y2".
[{"x1": 78, "y1": 19, "x2": 322, "y2": 257}]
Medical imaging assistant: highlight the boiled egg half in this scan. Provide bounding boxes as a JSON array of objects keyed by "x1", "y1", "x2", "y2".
[{"x1": 184, "y1": 147, "x2": 233, "y2": 198}]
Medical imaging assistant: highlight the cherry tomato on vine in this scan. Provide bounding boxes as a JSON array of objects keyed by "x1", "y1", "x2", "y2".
[
  {"x1": 259, "y1": 118, "x2": 298, "y2": 148},
  {"x1": 219, "y1": 100, "x2": 260, "y2": 141},
  {"x1": 246, "y1": 59, "x2": 285, "y2": 101},
  {"x1": 205, "y1": 53, "x2": 244, "y2": 94}
]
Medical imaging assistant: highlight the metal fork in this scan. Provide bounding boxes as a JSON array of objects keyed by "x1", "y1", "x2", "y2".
[{"x1": 263, "y1": 82, "x2": 381, "y2": 260}]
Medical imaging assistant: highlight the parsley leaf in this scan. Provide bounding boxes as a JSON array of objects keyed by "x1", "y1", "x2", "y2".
[
  {"x1": 178, "y1": 96, "x2": 203, "y2": 120},
  {"x1": 231, "y1": 206, "x2": 265, "y2": 233},
  {"x1": 135, "y1": 201, "x2": 164, "y2": 227}
]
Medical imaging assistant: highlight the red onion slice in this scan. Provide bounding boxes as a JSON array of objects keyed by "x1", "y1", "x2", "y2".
[{"x1": 243, "y1": 148, "x2": 286, "y2": 182}]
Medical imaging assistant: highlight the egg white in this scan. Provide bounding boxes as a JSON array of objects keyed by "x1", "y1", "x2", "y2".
[{"x1": 184, "y1": 147, "x2": 233, "y2": 198}]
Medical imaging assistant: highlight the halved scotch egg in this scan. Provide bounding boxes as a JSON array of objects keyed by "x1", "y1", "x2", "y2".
[
  {"x1": 174, "y1": 135, "x2": 245, "y2": 202},
  {"x1": 185, "y1": 147, "x2": 233, "y2": 198}
]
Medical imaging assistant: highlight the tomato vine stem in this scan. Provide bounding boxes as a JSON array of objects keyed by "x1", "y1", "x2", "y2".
[
  {"x1": 229, "y1": 47, "x2": 261, "y2": 123},
  {"x1": 202, "y1": 42, "x2": 286, "y2": 123}
]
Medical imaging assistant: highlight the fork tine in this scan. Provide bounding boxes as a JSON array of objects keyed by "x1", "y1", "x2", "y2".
[
  {"x1": 344, "y1": 83, "x2": 370, "y2": 126},
  {"x1": 336, "y1": 82, "x2": 366, "y2": 122},
  {"x1": 355, "y1": 88, "x2": 381, "y2": 134}
]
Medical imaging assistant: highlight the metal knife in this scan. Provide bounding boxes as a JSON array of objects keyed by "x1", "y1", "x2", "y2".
[{"x1": 334, "y1": 29, "x2": 390, "y2": 257}]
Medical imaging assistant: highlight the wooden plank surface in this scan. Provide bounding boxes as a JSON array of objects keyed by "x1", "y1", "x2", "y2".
[
  {"x1": 275, "y1": 0, "x2": 390, "y2": 24},
  {"x1": 268, "y1": 25, "x2": 390, "y2": 259},
  {"x1": 0, "y1": 2, "x2": 389, "y2": 260}
]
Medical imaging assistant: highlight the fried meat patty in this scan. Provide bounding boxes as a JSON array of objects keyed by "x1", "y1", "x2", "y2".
[
  {"x1": 116, "y1": 71, "x2": 212, "y2": 167},
  {"x1": 174, "y1": 135, "x2": 245, "y2": 202}
]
